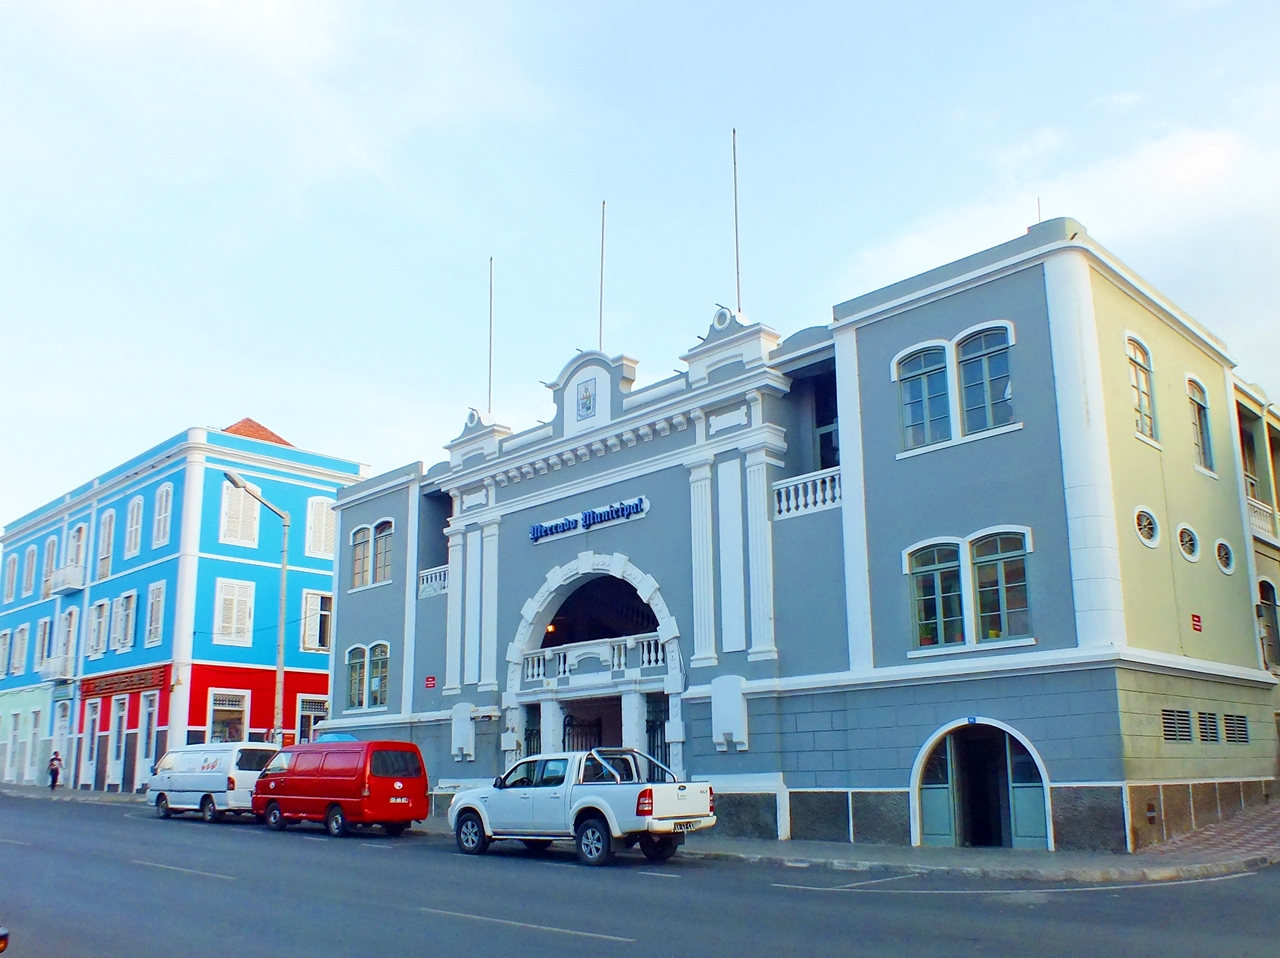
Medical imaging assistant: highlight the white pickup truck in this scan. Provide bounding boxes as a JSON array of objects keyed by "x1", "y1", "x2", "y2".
[{"x1": 448, "y1": 748, "x2": 716, "y2": 865}]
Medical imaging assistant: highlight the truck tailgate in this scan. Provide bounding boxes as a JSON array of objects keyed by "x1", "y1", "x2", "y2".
[{"x1": 652, "y1": 782, "x2": 712, "y2": 819}]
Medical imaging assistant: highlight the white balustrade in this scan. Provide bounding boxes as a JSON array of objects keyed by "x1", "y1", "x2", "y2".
[
  {"x1": 521, "y1": 633, "x2": 664, "y2": 684},
  {"x1": 1247, "y1": 497, "x2": 1277, "y2": 539},
  {"x1": 524, "y1": 652, "x2": 546, "y2": 682},
  {"x1": 49, "y1": 564, "x2": 85, "y2": 596},
  {"x1": 638, "y1": 637, "x2": 666, "y2": 668},
  {"x1": 38, "y1": 654, "x2": 75, "y2": 681},
  {"x1": 773, "y1": 467, "x2": 842, "y2": 520},
  {"x1": 418, "y1": 565, "x2": 449, "y2": 598}
]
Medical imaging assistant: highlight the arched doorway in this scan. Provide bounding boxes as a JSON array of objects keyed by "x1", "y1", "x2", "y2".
[
  {"x1": 1258, "y1": 580, "x2": 1279, "y2": 669},
  {"x1": 503, "y1": 551, "x2": 684, "y2": 775},
  {"x1": 913, "y1": 720, "x2": 1051, "y2": 850}
]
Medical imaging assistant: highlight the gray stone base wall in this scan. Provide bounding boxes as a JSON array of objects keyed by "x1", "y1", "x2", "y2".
[
  {"x1": 785, "y1": 790, "x2": 912, "y2": 845},
  {"x1": 1050, "y1": 786, "x2": 1126, "y2": 852},
  {"x1": 707, "y1": 792, "x2": 778, "y2": 839}
]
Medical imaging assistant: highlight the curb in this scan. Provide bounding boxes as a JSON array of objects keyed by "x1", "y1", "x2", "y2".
[
  {"x1": 676, "y1": 846, "x2": 1280, "y2": 883},
  {"x1": 0, "y1": 788, "x2": 146, "y2": 806}
]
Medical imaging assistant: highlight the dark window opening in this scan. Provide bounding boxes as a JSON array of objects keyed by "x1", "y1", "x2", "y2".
[
  {"x1": 813, "y1": 370, "x2": 840, "y2": 470},
  {"x1": 372, "y1": 749, "x2": 423, "y2": 778},
  {"x1": 543, "y1": 576, "x2": 658, "y2": 648},
  {"x1": 236, "y1": 749, "x2": 276, "y2": 771}
]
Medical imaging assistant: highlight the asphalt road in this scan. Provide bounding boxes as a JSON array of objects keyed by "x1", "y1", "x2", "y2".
[{"x1": 1, "y1": 796, "x2": 1278, "y2": 958}]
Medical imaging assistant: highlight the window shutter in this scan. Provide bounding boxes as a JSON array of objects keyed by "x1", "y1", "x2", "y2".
[
  {"x1": 110, "y1": 598, "x2": 124, "y2": 650},
  {"x1": 323, "y1": 505, "x2": 336, "y2": 556},
  {"x1": 243, "y1": 492, "x2": 259, "y2": 545},
  {"x1": 222, "y1": 483, "x2": 240, "y2": 542},
  {"x1": 217, "y1": 581, "x2": 234, "y2": 639},
  {"x1": 303, "y1": 592, "x2": 320, "y2": 647},
  {"x1": 235, "y1": 583, "x2": 253, "y2": 642}
]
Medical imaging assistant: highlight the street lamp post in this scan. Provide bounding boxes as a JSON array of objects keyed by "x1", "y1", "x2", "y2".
[{"x1": 224, "y1": 471, "x2": 290, "y2": 745}]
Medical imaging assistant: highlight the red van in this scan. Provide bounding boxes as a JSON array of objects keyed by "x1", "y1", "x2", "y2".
[{"x1": 252, "y1": 740, "x2": 429, "y2": 837}]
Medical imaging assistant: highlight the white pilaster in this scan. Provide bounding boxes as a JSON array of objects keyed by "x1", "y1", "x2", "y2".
[
  {"x1": 1044, "y1": 249, "x2": 1127, "y2": 647},
  {"x1": 744, "y1": 447, "x2": 778, "y2": 660},
  {"x1": 832, "y1": 326, "x2": 874, "y2": 670},
  {"x1": 540, "y1": 698, "x2": 564, "y2": 752},
  {"x1": 169, "y1": 441, "x2": 206, "y2": 745},
  {"x1": 463, "y1": 529, "x2": 482, "y2": 685},
  {"x1": 688, "y1": 458, "x2": 718, "y2": 667},
  {"x1": 443, "y1": 528, "x2": 464, "y2": 694},
  {"x1": 717, "y1": 459, "x2": 747, "y2": 654},
  {"x1": 399, "y1": 483, "x2": 420, "y2": 716},
  {"x1": 621, "y1": 690, "x2": 646, "y2": 751},
  {"x1": 479, "y1": 520, "x2": 500, "y2": 691}
]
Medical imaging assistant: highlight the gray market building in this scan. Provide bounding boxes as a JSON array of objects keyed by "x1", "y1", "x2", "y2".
[{"x1": 322, "y1": 218, "x2": 1278, "y2": 852}]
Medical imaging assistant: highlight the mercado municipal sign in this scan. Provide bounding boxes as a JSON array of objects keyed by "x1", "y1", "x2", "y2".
[{"x1": 529, "y1": 495, "x2": 649, "y2": 543}]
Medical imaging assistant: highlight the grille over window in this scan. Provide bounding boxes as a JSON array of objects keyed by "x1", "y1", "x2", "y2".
[
  {"x1": 1135, "y1": 511, "x2": 1158, "y2": 544},
  {"x1": 212, "y1": 694, "x2": 246, "y2": 710},
  {"x1": 1197, "y1": 712, "x2": 1220, "y2": 743},
  {"x1": 1223, "y1": 714, "x2": 1250, "y2": 744},
  {"x1": 1161, "y1": 708, "x2": 1192, "y2": 742}
]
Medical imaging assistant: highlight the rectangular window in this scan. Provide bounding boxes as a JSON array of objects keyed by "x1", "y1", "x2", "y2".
[
  {"x1": 958, "y1": 328, "x2": 1013, "y2": 434},
  {"x1": 812, "y1": 371, "x2": 840, "y2": 470},
  {"x1": 369, "y1": 644, "x2": 389, "y2": 707},
  {"x1": 214, "y1": 579, "x2": 255, "y2": 646},
  {"x1": 110, "y1": 593, "x2": 137, "y2": 652},
  {"x1": 144, "y1": 581, "x2": 166, "y2": 647},
  {"x1": 210, "y1": 692, "x2": 248, "y2": 743},
  {"x1": 88, "y1": 601, "x2": 110, "y2": 656},
  {"x1": 219, "y1": 482, "x2": 260, "y2": 548},
  {"x1": 1161, "y1": 708, "x2": 1193, "y2": 742},
  {"x1": 61, "y1": 607, "x2": 79, "y2": 659},
  {"x1": 3, "y1": 556, "x2": 15, "y2": 603},
  {"x1": 346, "y1": 648, "x2": 366, "y2": 709},
  {"x1": 97, "y1": 510, "x2": 115, "y2": 580},
  {"x1": 34, "y1": 619, "x2": 51, "y2": 669},
  {"x1": 85, "y1": 702, "x2": 100, "y2": 764},
  {"x1": 9, "y1": 625, "x2": 28, "y2": 676},
  {"x1": 301, "y1": 592, "x2": 332, "y2": 651},
  {"x1": 1197, "y1": 711, "x2": 1220, "y2": 743},
  {"x1": 125, "y1": 497, "x2": 144, "y2": 558},
  {"x1": 306, "y1": 498, "x2": 336, "y2": 558},
  {"x1": 152, "y1": 483, "x2": 173, "y2": 547},
  {"x1": 22, "y1": 546, "x2": 36, "y2": 596},
  {"x1": 28, "y1": 709, "x2": 40, "y2": 774},
  {"x1": 42, "y1": 538, "x2": 57, "y2": 598},
  {"x1": 141, "y1": 693, "x2": 158, "y2": 760},
  {"x1": 972, "y1": 533, "x2": 1030, "y2": 640},
  {"x1": 1223, "y1": 714, "x2": 1250, "y2": 744},
  {"x1": 0, "y1": 630, "x2": 10, "y2": 676},
  {"x1": 112, "y1": 697, "x2": 127, "y2": 761}
]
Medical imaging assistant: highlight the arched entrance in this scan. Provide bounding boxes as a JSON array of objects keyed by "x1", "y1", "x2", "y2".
[
  {"x1": 502, "y1": 551, "x2": 684, "y2": 775},
  {"x1": 911, "y1": 719, "x2": 1053, "y2": 850}
]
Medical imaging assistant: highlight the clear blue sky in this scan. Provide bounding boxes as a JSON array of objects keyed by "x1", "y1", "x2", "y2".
[{"x1": 3, "y1": 1, "x2": 1278, "y2": 519}]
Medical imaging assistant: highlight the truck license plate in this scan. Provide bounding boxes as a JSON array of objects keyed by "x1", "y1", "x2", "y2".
[
  {"x1": 389, "y1": 797, "x2": 409, "y2": 804},
  {"x1": 673, "y1": 820, "x2": 698, "y2": 832}
]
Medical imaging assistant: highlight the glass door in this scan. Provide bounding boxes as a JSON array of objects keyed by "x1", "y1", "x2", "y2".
[
  {"x1": 919, "y1": 738, "x2": 955, "y2": 846},
  {"x1": 1007, "y1": 736, "x2": 1047, "y2": 849}
]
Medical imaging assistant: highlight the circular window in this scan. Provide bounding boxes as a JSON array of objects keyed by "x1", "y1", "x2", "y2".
[
  {"x1": 1177, "y1": 524, "x2": 1200, "y2": 561},
  {"x1": 1135, "y1": 509, "x2": 1160, "y2": 548},
  {"x1": 1215, "y1": 539, "x2": 1235, "y2": 574}
]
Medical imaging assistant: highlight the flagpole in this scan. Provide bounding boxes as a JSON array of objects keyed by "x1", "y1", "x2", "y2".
[
  {"x1": 732, "y1": 128, "x2": 742, "y2": 315},
  {"x1": 598, "y1": 200, "x2": 606, "y2": 353},
  {"x1": 488, "y1": 257, "x2": 494, "y2": 415}
]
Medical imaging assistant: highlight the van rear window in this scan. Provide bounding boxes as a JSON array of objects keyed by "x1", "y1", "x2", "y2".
[
  {"x1": 371, "y1": 750, "x2": 423, "y2": 778},
  {"x1": 236, "y1": 749, "x2": 276, "y2": 772},
  {"x1": 321, "y1": 751, "x2": 363, "y2": 776}
]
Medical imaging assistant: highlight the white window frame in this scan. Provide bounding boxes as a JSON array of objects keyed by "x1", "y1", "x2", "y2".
[
  {"x1": 890, "y1": 322, "x2": 1023, "y2": 461},
  {"x1": 219, "y1": 481, "x2": 260, "y2": 548},
  {"x1": 22, "y1": 545, "x2": 36, "y2": 597},
  {"x1": 144, "y1": 581, "x2": 166, "y2": 648},
  {"x1": 84, "y1": 700, "x2": 101, "y2": 767},
  {"x1": 1126, "y1": 332, "x2": 1158, "y2": 444},
  {"x1": 350, "y1": 525, "x2": 373, "y2": 589},
  {"x1": 34, "y1": 618, "x2": 51, "y2": 669},
  {"x1": 27, "y1": 708, "x2": 41, "y2": 776},
  {"x1": 305, "y1": 497, "x2": 337, "y2": 559},
  {"x1": 3, "y1": 555, "x2": 15, "y2": 603},
  {"x1": 124, "y1": 496, "x2": 144, "y2": 558},
  {"x1": 110, "y1": 590, "x2": 138, "y2": 652},
  {"x1": 297, "y1": 696, "x2": 329, "y2": 742},
  {"x1": 87, "y1": 600, "x2": 111, "y2": 658},
  {"x1": 152, "y1": 482, "x2": 174, "y2": 548},
  {"x1": 346, "y1": 644, "x2": 369, "y2": 711},
  {"x1": 110, "y1": 695, "x2": 128, "y2": 765},
  {"x1": 141, "y1": 691, "x2": 159, "y2": 761},
  {"x1": 97, "y1": 509, "x2": 115, "y2": 580},
  {"x1": 300, "y1": 590, "x2": 333, "y2": 652},
  {"x1": 9, "y1": 624, "x2": 28, "y2": 676},
  {"x1": 213, "y1": 578, "x2": 256, "y2": 646},
  {"x1": 0, "y1": 630, "x2": 10, "y2": 677},
  {"x1": 373, "y1": 519, "x2": 395, "y2": 584},
  {"x1": 59, "y1": 607, "x2": 79, "y2": 659},
  {"x1": 67, "y1": 523, "x2": 87, "y2": 569},
  {"x1": 902, "y1": 524, "x2": 1036, "y2": 658},
  {"x1": 206, "y1": 687, "x2": 251, "y2": 743},
  {"x1": 42, "y1": 537, "x2": 57, "y2": 598}
]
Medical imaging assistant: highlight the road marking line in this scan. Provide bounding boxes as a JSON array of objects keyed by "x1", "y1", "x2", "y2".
[
  {"x1": 639, "y1": 871, "x2": 681, "y2": 879},
  {"x1": 419, "y1": 907, "x2": 635, "y2": 942},
  {"x1": 131, "y1": 860, "x2": 236, "y2": 880},
  {"x1": 773, "y1": 871, "x2": 1255, "y2": 894},
  {"x1": 360, "y1": 843, "x2": 392, "y2": 849},
  {"x1": 301, "y1": 836, "x2": 327, "y2": 842},
  {"x1": 835, "y1": 873, "x2": 916, "y2": 889},
  {"x1": 0, "y1": 838, "x2": 31, "y2": 845}
]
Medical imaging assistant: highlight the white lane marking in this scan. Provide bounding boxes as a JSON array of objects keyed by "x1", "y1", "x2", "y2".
[
  {"x1": 419, "y1": 907, "x2": 635, "y2": 942},
  {"x1": 361, "y1": 843, "x2": 392, "y2": 849},
  {"x1": 131, "y1": 860, "x2": 236, "y2": 881},
  {"x1": 301, "y1": 836, "x2": 327, "y2": 842},
  {"x1": 639, "y1": 871, "x2": 682, "y2": 879},
  {"x1": 774, "y1": 871, "x2": 1255, "y2": 894},
  {"x1": 837, "y1": 873, "x2": 916, "y2": 889},
  {"x1": 0, "y1": 837, "x2": 31, "y2": 845}
]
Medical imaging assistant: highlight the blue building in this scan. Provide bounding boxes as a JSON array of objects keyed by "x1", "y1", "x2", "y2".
[{"x1": 0, "y1": 419, "x2": 365, "y2": 791}]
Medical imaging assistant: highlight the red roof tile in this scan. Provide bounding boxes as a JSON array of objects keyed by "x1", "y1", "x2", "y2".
[{"x1": 222, "y1": 418, "x2": 293, "y2": 447}]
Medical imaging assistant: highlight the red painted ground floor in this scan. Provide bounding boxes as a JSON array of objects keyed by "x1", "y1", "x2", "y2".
[{"x1": 70, "y1": 662, "x2": 329, "y2": 792}]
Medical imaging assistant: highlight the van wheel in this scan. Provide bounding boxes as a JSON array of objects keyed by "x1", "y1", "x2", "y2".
[
  {"x1": 155, "y1": 794, "x2": 171, "y2": 819},
  {"x1": 639, "y1": 835, "x2": 678, "y2": 862},
  {"x1": 200, "y1": 796, "x2": 221, "y2": 824},
  {"x1": 455, "y1": 811, "x2": 489, "y2": 855},
  {"x1": 325, "y1": 806, "x2": 349, "y2": 838},
  {"x1": 383, "y1": 823, "x2": 407, "y2": 837},
  {"x1": 574, "y1": 818, "x2": 613, "y2": 866},
  {"x1": 522, "y1": 839, "x2": 552, "y2": 853},
  {"x1": 265, "y1": 802, "x2": 287, "y2": 831}
]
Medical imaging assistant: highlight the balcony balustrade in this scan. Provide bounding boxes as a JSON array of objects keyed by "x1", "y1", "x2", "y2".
[
  {"x1": 522, "y1": 633, "x2": 665, "y2": 684},
  {"x1": 38, "y1": 654, "x2": 75, "y2": 682},
  {"x1": 418, "y1": 565, "x2": 449, "y2": 598},
  {"x1": 48, "y1": 564, "x2": 85, "y2": 596},
  {"x1": 1248, "y1": 497, "x2": 1278, "y2": 540},
  {"x1": 773, "y1": 466, "x2": 842, "y2": 520}
]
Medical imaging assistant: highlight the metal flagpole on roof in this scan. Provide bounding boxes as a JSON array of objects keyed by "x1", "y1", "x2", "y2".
[
  {"x1": 488, "y1": 257, "x2": 494, "y2": 415},
  {"x1": 732, "y1": 128, "x2": 742, "y2": 315},
  {"x1": 599, "y1": 200, "x2": 606, "y2": 353}
]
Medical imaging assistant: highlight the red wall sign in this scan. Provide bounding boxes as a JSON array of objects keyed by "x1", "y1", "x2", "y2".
[
  {"x1": 424, "y1": 676, "x2": 437, "y2": 689},
  {"x1": 1191, "y1": 614, "x2": 1203, "y2": 633}
]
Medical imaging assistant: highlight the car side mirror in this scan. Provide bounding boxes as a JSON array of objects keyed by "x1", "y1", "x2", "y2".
[{"x1": 493, "y1": 777, "x2": 504, "y2": 789}]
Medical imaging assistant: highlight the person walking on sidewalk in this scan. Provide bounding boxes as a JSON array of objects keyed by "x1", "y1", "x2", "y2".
[{"x1": 48, "y1": 752, "x2": 64, "y2": 791}]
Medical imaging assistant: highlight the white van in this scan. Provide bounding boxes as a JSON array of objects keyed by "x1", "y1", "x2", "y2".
[{"x1": 148, "y1": 742, "x2": 279, "y2": 822}]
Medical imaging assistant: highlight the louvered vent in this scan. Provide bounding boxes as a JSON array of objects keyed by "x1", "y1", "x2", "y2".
[
  {"x1": 1197, "y1": 712, "x2": 1220, "y2": 742},
  {"x1": 1161, "y1": 709, "x2": 1193, "y2": 742},
  {"x1": 1223, "y1": 714, "x2": 1250, "y2": 744}
]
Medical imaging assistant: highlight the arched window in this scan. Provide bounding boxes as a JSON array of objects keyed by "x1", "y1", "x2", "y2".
[
  {"x1": 351, "y1": 528, "x2": 372, "y2": 588},
  {"x1": 369, "y1": 643, "x2": 390, "y2": 707},
  {"x1": 972, "y1": 533, "x2": 1030, "y2": 640},
  {"x1": 97, "y1": 510, "x2": 115, "y2": 580},
  {"x1": 346, "y1": 647, "x2": 367, "y2": 709},
  {"x1": 373, "y1": 521, "x2": 394, "y2": 583},
  {"x1": 1127, "y1": 339, "x2": 1155, "y2": 438},
  {"x1": 1259, "y1": 581, "x2": 1279, "y2": 669},
  {"x1": 909, "y1": 544, "x2": 963, "y2": 647},
  {"x1": 42, "y1": 538, "x2": 57, "y2": 598},
  {"x1": 153, "y1": 483, "x2": 173, "y2": 547},
  {"x1": 22, "y1": 545, "x2": 36, "y2": 596},
  {"x1": 899, "y1": 348, "x2": 951, "y2": 450},
  {"x1": 958, "y1": 328, "x2": 1012, "y2": 434},
  {"x1": 125, "y1": 496, "x2": 144, "y2": 558},
  {"x1": 2, "y1": 555, "x2": 15, "y2": 604},
  {"x1": 1188, "y1": 380, "x2": 1212, "y2": 470}
]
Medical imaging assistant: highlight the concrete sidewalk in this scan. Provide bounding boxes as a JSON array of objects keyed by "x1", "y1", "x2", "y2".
[
  {"x1": 1, "y1": 783, "x2": 146, "y2": 805},
  {"x1": 413, "y1": 808, "x2": 1280, "y2": 883}
]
